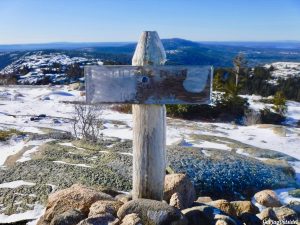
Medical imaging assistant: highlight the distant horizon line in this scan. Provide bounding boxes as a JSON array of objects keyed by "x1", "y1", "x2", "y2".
[{"x1": 1, "y1": 39, "x2": 300, "y2": 46}]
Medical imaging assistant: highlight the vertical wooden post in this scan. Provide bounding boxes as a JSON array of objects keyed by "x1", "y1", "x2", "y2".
[{"x1": 132, "y1": 31, "x2": 167, "y2": 200}]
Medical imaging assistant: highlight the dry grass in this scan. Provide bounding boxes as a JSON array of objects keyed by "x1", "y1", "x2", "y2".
[{"x1": 0, "y1": 129, "x2": 25, "y2": 141}]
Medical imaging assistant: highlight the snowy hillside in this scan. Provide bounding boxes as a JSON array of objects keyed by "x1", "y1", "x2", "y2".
[
  {"x1": 0, "y1": 52, "x2": 102, "y2": 85},
  {"x1": 265, "y1": 62, "x2": 300, "y2": 79},
  {"x1": 0, "y1": 52, "x2": 101, "y2": 74}
]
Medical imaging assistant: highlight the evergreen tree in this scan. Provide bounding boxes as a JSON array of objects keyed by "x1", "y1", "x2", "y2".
[
  {"x1": 213, "y1": 72, "x2": 224, "y2": 91},
  {"x1": 272, "y1": 91, "x2": 287, "y2": 116}
]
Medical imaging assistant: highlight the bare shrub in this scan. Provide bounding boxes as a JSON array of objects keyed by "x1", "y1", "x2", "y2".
[
  {"x1": 0, "y1": 74, "x2": 18, "y2": 85},
  {"x1": 243, "y1": 109, "x2": 261, "y2": 126},
  {"x1": 72, "y1": 104, "x2": 104, "y2": 142}
]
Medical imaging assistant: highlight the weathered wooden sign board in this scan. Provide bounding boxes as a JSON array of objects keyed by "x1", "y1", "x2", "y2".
[{"x1": 85, "y1": 65, "x2": 213, "y2": 104}]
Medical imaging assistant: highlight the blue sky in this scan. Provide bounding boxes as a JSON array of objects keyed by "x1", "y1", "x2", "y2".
[{"x1": 0, "y1": 0, "x2": 299, "y2": 44}]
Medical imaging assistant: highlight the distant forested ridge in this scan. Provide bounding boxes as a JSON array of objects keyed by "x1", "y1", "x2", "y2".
[{"x1": 1, "y1": 39, "x2": 300, "y2": 70}]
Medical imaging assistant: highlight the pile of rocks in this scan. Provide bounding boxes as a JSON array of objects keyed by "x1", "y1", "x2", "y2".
[{"x1": 37, "y1": 174, "x2": 299, "y2": 225}]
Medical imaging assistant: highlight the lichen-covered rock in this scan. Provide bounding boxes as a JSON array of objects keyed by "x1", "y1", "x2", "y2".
[
  {"x1": 167, "y1": 146, "x2": 296, "y2": 200},
  {"x1": 164, "y1": 173, "x2": 196, "y2": 209},
  {"x1": 195, "y1": 196, "x2": 213, "y2": 204},
  {"x1": 117, "y1": 199, "x2": 186, "y2": 225},
  {"x1": 256, "y1": 208, "x2": 278, "y2": 222},
  {"x1": 254, "y1": 190, "x2": 282, "y2": 207},
  {"x1": 50, "y1": 209, "x2": 86, "y2": 225},
  {"x1": 263, "y1": 159, "x2": 295, "y2": 177},
  {"x1": 42, "y1": 184, "x2": 113, "y2": 222},
  {"x1": 273, "y1": 206, "x2": 298, "y2": 221},
  {"x1": 120, "y1": 213, "x2": 143, "y2": 225},
  {"x1": 169, "y1": 192, "x2": 184, "y2": 209},
  {"x1": 89, "y1": 200, "x2": 123, "y2": 217},
  {"x1": 207, "y1": 199, "x2": 236, "y2": 217},
  {"x1": 230, "y1": 201, "x2": 259, "y2": 216},
  {"x1": 77, "y1": 214, "x2": 118, "y2": 225}
]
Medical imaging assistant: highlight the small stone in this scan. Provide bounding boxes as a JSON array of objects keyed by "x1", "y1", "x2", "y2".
[
  {"x1": 89, "y1": 200, "x2": 123, "y2": 217},
  {"x1": 120, "y1": 213, "x2": 142, "y2": 225},
  {"x1": 50, "y1": 209, "x2": 86, "y2": 225},
  {"x1": 169, "y1": 192, "x2": 185, "y2": 209},
  {"x1": 214, "y1": 215, "x2": 237, "y2": 225},
  {"x1": 215, "y1": 220, "x2": 229, "y2": 225},
  {"x1": 238, "y1": 212, "x2": 261, "y2": 225},
  {"x1": 230, "y1": 201, "x2": 259, "y2": 216},
  {"x1": 207, "y1": 199, "x2": 236, "y2": 217},
  {"x1": 257, "y1": 207, "x2": 278, "y2": 221},
  {"x1": 182, "y1": 206, "x2": 241, "y2": 225},
  {"x1": 254, "y1": 190, "x2": 282, "y2": 207},
  {"x1": 195, "y1": 196, "x2": 213, "y2": 204},
  {"x1": 164, "y1": 173, "x2": 196, "y2": 209},
  {"x1": 273, "y1": 206, "x2": 298, "y2": 221},
  {"x1": 42, "y1": 184, "x2": 113, "y2": 222},
  {"x1": 117, "y1": 199, "x2": 185, "y2": 225},
  {"x1": 77, "y1": 213, "x2": 118, "y2": 225}
]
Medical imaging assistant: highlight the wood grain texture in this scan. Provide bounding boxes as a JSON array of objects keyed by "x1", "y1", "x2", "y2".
[
  {"x1": 85, "y1": 65, "x2": 212, "y2": 104},
  {"x1": 132, "y1": 31, "x2": 166, "y2": 201}
]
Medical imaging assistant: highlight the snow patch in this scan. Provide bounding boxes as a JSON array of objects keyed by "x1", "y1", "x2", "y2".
[
  {"x1": 53, "y1": 161, "x2": 91, "y2": 168},
  {"x1": 0, "y1": 180, "x2": 35, "y2": 189},
  {"x1": 0, "y1": 204, "x2": 44, "y2": 223}
]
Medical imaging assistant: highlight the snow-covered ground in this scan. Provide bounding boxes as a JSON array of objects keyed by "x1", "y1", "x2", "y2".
[
  {"x1": 242, "y1": 94, "x2": 300, "y2": 126},
  {"x1": 0, "y1": 85, "x2": 299, "y2": 223},
  {"x1": 0, "y1": 86, "x2": 299, "y2": 163},
  {"x1": 0, "y1": 204, "x2": 44, "y2": 224}
]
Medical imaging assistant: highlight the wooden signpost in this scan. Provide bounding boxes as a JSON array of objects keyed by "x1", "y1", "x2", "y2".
[{"x1": 86, "y1": 31, "x2": 213, "y2": 201}]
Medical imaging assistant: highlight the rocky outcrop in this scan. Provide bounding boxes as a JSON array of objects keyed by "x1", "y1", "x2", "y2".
[
  {"x1": 164, "y1": 173, "x2": 196, "y2": 209},
  {"x1": 263, "y1": 159, "x2": 295, "y2": 177},
  {"x1": 167, "y1": 146, "x2": 297, "y2": 199},
  {"x1": 254, "y1": 190, "x2": 282, "y2": 207},
  {"x1": 117, "y1": 199, "x2": 186, "y2": 225}
]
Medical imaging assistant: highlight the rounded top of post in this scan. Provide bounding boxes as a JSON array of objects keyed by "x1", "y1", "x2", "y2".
[{"x1": 132, "y1": 31, "x2": 166, "y2": 66}]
